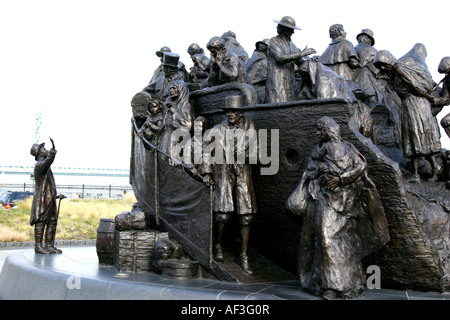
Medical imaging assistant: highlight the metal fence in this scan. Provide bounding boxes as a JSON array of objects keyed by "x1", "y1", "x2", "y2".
[{"x1": 0, "y1": 183, "x2": 133, "y2": 199}]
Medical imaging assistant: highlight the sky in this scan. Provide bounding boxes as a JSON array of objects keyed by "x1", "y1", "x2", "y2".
[{"x1": 0, "y1": 0, "x2": 449, "y2": 171}]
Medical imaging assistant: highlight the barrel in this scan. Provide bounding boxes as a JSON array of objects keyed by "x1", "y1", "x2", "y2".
[
  {"x1": 161, "y1": 260, "x2": 200, "y2": 279},
  {"x1": 96, "y1": 218, "x2": 116, "y2": 265}
]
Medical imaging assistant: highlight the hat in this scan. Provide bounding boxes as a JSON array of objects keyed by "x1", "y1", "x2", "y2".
[
  {"x1": 30, "y1": 142, "x2": 45, "y2": 160},
  {"x1": 438, "y1": 56, "x2": 450, "y2": 74},
  {"x1": 222, "y1": 95, "x2": 244, "y2": 110},
  {"x1": 187, "y1": 43, "x2": 203, "y2": 55},
  {"x1": 357, "y1": 29, "x2": 375, "y2": 46},
  {"x1": 162, "y1": 52, "x2": 180, "y2": 68},
  {"x1": 156, "y1": 46, "x2": 171, "y2": 57},
  {"x1": 255, "y1": 39, "x2": 269, "y2": 50},
  {"x1": 273, "y1": 16, "x2": 301, "y2": 30}
]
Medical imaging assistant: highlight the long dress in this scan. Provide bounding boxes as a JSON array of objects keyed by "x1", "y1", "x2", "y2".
[
  {"x1": 287, "y1": 134, "x2": 389, "y2": 298},
  {"x1": 394, "y1": 44, "x2": 441, "y2": 158}
]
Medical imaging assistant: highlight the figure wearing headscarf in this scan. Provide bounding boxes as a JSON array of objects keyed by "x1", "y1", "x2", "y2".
[
  {"x1": 222, "y1": 30, "x2": 249, "y2": 63},
  {"x1": 159, "y1": 80, "x2": 193, "y2": 163},
  {"x1": 391, "y1": 44, "x2": 441, "y2": 182},
  {"x1": 287, "y1": 116, "x2": 389, "y2": 300},
  {"x1": 265, "y1": 16, "x2": 316, "y2": 103}
]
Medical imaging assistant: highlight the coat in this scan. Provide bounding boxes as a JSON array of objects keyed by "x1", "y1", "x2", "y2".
[
  {"x1": 30, "y1": 149, "x2": 57, "y2": 226},
  {"x1": 202, "y1": 117, "x2": 258, "y2": 215},
  {"x1": 265, "y1": 34, "x2": 302, "y2": 103}
]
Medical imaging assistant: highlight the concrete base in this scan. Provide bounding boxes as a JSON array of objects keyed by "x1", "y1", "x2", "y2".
[{"x1": 0, "y1": 246, "x2": 449, "y2": 300}]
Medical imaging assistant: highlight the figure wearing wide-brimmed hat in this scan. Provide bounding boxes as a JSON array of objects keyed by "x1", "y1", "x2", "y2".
[
  {"x1": 202, "y1": 95, "x2": 258, "y2": 275},
  {"x1": 30, "y1": 138, "x2": 63, "y2": 254},
  {"x1": 265, "y1": 16, "x2": 316, "y2": 103}
]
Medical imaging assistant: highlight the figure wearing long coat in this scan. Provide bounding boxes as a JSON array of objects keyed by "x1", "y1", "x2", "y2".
[
  {"x1": 202, "y1": 117, "x2": 258, "y2": 215},
  {"x1": 265, "y1": 33, "x2": 303, "y2": 103},
  {"x1": 30, "y1": 148, "x2": 57, "y2": 226},
  {"x1": 320, "y1": 38, "x2": 359, "y2": 82},
  {"x1": 393, "y1": 44, "x2": 441, "y2": 158}
]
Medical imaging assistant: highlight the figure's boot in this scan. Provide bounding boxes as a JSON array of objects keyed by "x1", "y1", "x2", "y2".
[
  {"x1": 427, "y1": 156, "x2": 443, "y2": 182},
  {"x1": 34, "y1": 223, "x2": 51, "y2": 254},
  {"x1": 238, "y1": 226, "x2": 253, "y2": 275},
  {"x1": 44, "y1": 222, "x2": 62, "y2": 254},
  {"x1": 214, "y1": 222, "x2": 225, "y2": 262}
]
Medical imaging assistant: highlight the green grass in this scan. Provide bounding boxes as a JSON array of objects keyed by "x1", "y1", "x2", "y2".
[{"x1": 0, "y1": 194, "x2": 137, "y2": 242}]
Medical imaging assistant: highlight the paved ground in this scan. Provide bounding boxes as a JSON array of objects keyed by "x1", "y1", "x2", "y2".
[{"x1": 1, "y1": 245, "x2": 449, "y2": 301}]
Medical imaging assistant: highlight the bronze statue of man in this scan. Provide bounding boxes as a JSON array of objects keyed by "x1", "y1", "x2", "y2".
[
  {"x1": 202, "y1": 95, "x2": 258, "y2": 275},
  {"x1": 265, "y1": 16, "x2": 316, "y2": 103},
  {"x1": 30, "y1": 138, "x2": 63, "y2": 254}
]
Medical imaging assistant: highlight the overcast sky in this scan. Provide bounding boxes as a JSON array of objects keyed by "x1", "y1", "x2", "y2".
[{"x1": 0, "y1": 0, "x2": 449, "y2": 170}]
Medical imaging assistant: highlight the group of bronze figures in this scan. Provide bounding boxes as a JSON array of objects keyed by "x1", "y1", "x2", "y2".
[
  {"x1": 128, "y1": 16, "x2": 450, "y2": 299},
  {"x1": 28, "y1": 16, "x2": 450, "y2": 301}
]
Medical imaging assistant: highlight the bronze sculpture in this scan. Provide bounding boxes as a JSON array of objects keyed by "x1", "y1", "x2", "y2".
[
  {"x1": 30, "y1": 138, "x2": 65, "y2": 254},
  {"x1": 245, "y1": 39, "x2": 269, "y2": 104},
  {"x1": 434, "y1": 56, "x2": 450, "y2": 137},
  {"x1": 206, "y1": 36, "x2": 252, "y2": 87},
  {"x1": 202, "y1": 95, "x2": 258, "y2": 275},
  {"x1": 187, "y1": 43, "x2": 210, "y2": 84},
  {"x1": 112, "y1": 16, "x2": 450, "y2": 293},
  {"x1": 374, "y1": 44, "x2": 442, "y2": 182},
  {"x1": 150, "y1": 46, "x2": 189, "y2": 83},
  {"x1": 286, "y1": 116, "x2": 389, "y2": 299},
  {"x1": 265, "y1": 16, "x2": 316, "y2": 103},
  {"x1": 221, "y1": 30, "x2": 249, "y2": 63},
  {"x1": 137, "y1": 95, "x2": 164, "y2": 146},
  {"x1": 353, "y1": 29, "x2": 384, "y2": 105},
  {"x1": 433, "y1": 56, "x2": 450, "y2": 188},
  {"x1": 144, "y1": 52, "x2": 185, "y2": 100},
  {"x1": 158, "y1": 80, "x2": 193, "y2": 163}
]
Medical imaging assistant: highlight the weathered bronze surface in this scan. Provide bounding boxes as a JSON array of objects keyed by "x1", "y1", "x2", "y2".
[
  {"x1": 30, "y1": 138, "x2": 65, "y2": 254},
  {"x1": 96, "y1": 15, "x2": 450, "y2": 297}
]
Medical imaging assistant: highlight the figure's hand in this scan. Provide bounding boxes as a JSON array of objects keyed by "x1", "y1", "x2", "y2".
[
  {"x1": 301, "y1": 46, "x2": 316, "y2": 58},
  {"x1": 326, "y1": 176, "x2": 340, "y2": 190},
  {"x1": 50, "y1": 137, "x2": 55, "y2": 149},
  {"x1": 203, "y1": 174, "x2": 214, "y2": 187},
  {"x1": 318, "y1": 163, "x2": 328, "y2": 174}
]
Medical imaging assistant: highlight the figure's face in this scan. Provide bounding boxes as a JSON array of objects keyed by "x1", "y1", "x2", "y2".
[
  {"x1": 209, "y1": 47, "x2": 219, "y2": 58},
  {"x1": 169, "y1": 85, "x2": 179, "y2": 98},
  {"x1": 163, "y1": 66, "x2": 176, "y2": 76},
  {"x1": 316, "y1": 127, "x2": 328, "y2": 142},
  {"x1": 150, "y1": 103, "x2": 159, "y2": 115},
  {"x1": 378, "y1": 62, "x2": 393, "y2": 72},
  {"x1": 227, "y1": 111, "x2": 243, "y2": 125},
  {"x1": 38, "y1": 147, "x2": 48, "y2": 159}
]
